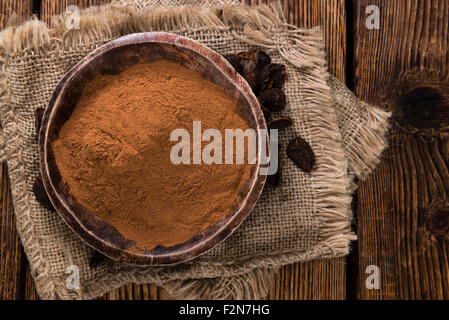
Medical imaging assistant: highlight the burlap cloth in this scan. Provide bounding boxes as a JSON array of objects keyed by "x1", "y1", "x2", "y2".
[{"x1": 0, "y1": 0, "x2": 391, "y2": 299}]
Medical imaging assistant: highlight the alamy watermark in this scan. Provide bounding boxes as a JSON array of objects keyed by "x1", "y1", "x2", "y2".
[
  {"x1": 366, "y1": 5, "x2": 380, "y2": 30},
  {"x1": 170, "y1": 121, "x2": 279, "y2": 176},
  {"x1": 66, "y1": 265, "x2": 80, "y2": 290},
  {"x1": 64, "y1": 5, "x2": 80, "y2": 31},
  {"x1": 365, "y1": 265, "x2": 380, "y2": 290}
]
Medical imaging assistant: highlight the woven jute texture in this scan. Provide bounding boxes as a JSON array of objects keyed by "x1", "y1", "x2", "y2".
[{"x1": 0, "y1": 1, "x2": 390, "y2": 300}]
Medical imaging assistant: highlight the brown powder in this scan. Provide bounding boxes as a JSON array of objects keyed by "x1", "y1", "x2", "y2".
[{"x1": 52, "y1": 60, "x2": 253, "y2": 252}]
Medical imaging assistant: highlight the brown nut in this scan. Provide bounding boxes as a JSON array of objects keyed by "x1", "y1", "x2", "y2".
[
  {"x1": 89, "y1": 251, "x2": 108, "y2": 268},
  {"x1": 258, "y1": 88, "x2": 286, "y2": 112},
  {"x1": 267, "y1": 117, "x2": 293, "y2": 130},
  {"x1": 224, "y1": 50, "x2": 272, "y2": 94},
  {"x1": 287, "y1": 137, "x2": 316, "y2": 173},
  {"x1": 260, "y1": 63, "x2": 287, "y2": 91},
  {"x1": 237, "y1": 49, "x2": 271, "y2": 69},
  {"x1": 224, "y1": 54, "x2": 244, "y2": 74}
]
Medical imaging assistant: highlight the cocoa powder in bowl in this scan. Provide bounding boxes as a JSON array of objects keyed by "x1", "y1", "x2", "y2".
[{"x1": 52, "y1": 60, "x2": 254, "y2": 253}]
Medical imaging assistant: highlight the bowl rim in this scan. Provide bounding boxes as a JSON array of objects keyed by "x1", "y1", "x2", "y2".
[{"x1": 39, "y1": 32, "x2": 268, "y2": 266}]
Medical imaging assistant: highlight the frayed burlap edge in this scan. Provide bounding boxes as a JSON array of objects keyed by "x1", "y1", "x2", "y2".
[
  {"x1": 84, "y1": 234, "x2": 351, "y2": 300},
  {"x1": 329, "y1": 76, "x2": 391, "y2": 182},
  {"x1": 163, "y1": 267, "x2": 277, "y2": 300},
  {"x1": 347, "y1": 104, "x2": 391, "y2": 180},
  {"x1": 0, "y1": 3, "x2": 355, "y2": 300}
]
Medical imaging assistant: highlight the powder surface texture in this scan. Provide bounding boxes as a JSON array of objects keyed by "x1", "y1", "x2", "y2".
[{"x1": 52, "y1": 60, "x2": 253, "y2": 252}]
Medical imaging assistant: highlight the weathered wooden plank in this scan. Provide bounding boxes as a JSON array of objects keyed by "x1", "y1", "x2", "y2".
[
  {"x1": 0, "y1": 0, "x2": 33, "y2": 28},
  {"x1": 24, "y1": 266, "x2": 39, "y2": 300},
  {"x1": 0, "y1": 165, "x2": 26, "y2": 299},
  {"x1": 0, "y1": 0, "x2": 34, "y2": 301},
  {"x1": 353, "y1": 0, "x2": 449, "y2": 299}
]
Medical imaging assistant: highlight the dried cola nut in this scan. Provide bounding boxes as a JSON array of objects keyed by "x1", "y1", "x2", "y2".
[
  {"x1": 267, "y1": 117, "x2": 293, "y2": 130},
  {"x1": 237, "y1": 49, "x2": 271, "y2": 69},
  {"x1": 89, "y1": 250, "x2": 107, "y2": 268},
  {"x1": 258, "y1": 88, "x2": 286, "y2": 112},
  {"x1": 33, "y1": 173, "x2": 55, "y2": 211},
  {"x1": 224, "y1": 50, "x2": 271, "y2": 95},
  {"x1": 35, "y1": 107, "x2": 45, "y2": 135},
  {"x1": 266, "y1": 145, "x2": 282, "y2": 187},
  {"x1": 260, "y1": 63, "x2": 287, "y2": 91},
  {"x1": 240, "y1": 58, "x2": 260, "y2": 94},
  {"x1": 260, "y1": 107, "x2": 270, "y2": 119},
  {"x1": 287, "y1": 137, "x2": 316, "y2": 173},
  {"x1": 259, "y1": 104, "x2": 272, "y2": 120},
  {"x1": 224, "y1": 54, "x2": 244, "y2": 74}
]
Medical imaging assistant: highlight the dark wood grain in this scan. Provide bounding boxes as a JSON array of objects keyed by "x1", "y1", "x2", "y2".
[
  {"x1": 353, "y1": 0, "x2": 449, "y2": 299},
  {"x1": 0, "y1": 0, "x2": 34, "y2": 300},
  {"x1": 0, "y1": 165, "x2": 26, "y2": 299},
  {"x1": 24, "y1": 266, "x2": 39, "y2": 300},
  {"x1": 0, "y1": 0, "x2": 33, "y2": 27}
]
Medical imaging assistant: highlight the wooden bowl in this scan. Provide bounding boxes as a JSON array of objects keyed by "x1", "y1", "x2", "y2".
[{"x1": 39, "y1": 32, "x2": 268, "y2": 266}]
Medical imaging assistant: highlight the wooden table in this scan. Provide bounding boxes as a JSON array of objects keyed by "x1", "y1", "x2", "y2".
[{"x1": 1, "y1": 0, "x2": 448, "y2": 300}]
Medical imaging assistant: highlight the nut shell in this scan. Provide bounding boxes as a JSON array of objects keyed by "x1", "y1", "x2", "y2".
[
  {"x1": 258, "y1": 88, "x2": 286, "y2": 112},
  {"x1": 287, "y1": 137, "x2": 316, "y2": 173},
  {"x1": 260, "y1": 63, "x2": 287, "y2": 91}
]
